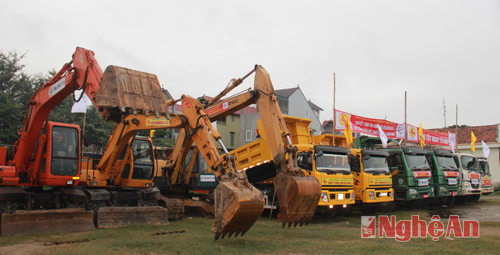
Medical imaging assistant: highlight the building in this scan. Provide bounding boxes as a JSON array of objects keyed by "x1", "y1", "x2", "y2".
[{"x1": 275, "y1": 86, "x2": 324, "y2": 136}]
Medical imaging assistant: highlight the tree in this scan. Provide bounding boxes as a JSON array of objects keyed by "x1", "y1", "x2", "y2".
[{"x1": 0, "y1": 50, "x2": 42, "y2": 144}]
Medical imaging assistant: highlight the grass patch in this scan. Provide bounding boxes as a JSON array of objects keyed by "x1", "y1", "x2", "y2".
[{"x1": 0, "y1": 210, "x2": 499, "y2": 254}]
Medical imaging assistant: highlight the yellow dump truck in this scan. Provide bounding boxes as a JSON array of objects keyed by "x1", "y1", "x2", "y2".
[
  {"x1": 231, "y1": 115, "x2": 354, "y2": 219},
  {"x1": 312, "y1": 131, "x2": 395, "y2": 213}
]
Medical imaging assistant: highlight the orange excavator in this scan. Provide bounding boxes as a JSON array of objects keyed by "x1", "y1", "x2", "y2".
[
  {"x1": 1, "y1": 47, "x2": 264, "y2": 238},
  {"x1": 162, "y1": 65, "x2": 321, "y2": 231},
  {"x1": 0, "y1": 46, "x2": 166, "y2": 235}
]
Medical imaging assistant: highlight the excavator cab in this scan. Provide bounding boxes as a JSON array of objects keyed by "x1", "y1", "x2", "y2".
[
  {"x1": 37, "y1": 122, "x2": 81, "y2": 186},
  {"x1": 119, "y1": 137, "x2": 156, "y2": 187}
]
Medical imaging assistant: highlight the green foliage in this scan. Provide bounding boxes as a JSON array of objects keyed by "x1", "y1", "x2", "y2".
[
  {"x1": 151, "y1": 129, "x2": 175, "y2": 147},
  {"x1": 0, "y1": 49, "x2": 41, "y2": 144}
]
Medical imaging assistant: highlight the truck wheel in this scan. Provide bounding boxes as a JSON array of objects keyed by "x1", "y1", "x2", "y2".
[
  {"x1": 468, "y1": 195, "x2": 480, "y2": 202},
  {"x1": 454, "y1": 196, "x2": 468, "y2": 204},
  {"x1": 360, "y1": 207, "x2": 377, "y2": 214},
  {"x1": 88, "y1": 201, "x2": 107, "y2": 211},
  {"x1": 144, "y1": 198, "x2": 159, "y2": 206},
  {"x1": 378, "y1": 201, "x2": 395, "y2": 212},
  {"x1": 0, "y1": 201, "x2": 18, "y2": 214},
  {"x1": 443, "y1": 197, "x2": 454, "y2": 206},
  {"x1": 416, "y1": 199, "x2": 429, "y2": 209},
  {"x1": 322, "y1": 207, "x2": 339, "y2": 219},
  {"x1": 341, "y1": 205, "x2": 354, "y2": 217}
]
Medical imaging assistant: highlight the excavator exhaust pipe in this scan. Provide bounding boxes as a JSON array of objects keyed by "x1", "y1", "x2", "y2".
[
  {"x1": 273, "y1": 173, "x2": 321, "y2": 227},
  {"x1": 212, "y1": 172, "x2": 264, "y2": 240}
]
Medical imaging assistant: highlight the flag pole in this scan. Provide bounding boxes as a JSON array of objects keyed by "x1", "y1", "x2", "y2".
[
  {"x1": 82, "y1": 111, "x2": 87, "y2": 137},
  {"x1": 455, "y1": 104, "x2": 458, "y2": 152},
  {"x1": 333, "y1": 72, "x2": 336, "y2": 146},
  {"x1": 404, "y1": 91, "x2": 407, "y2": 146}
]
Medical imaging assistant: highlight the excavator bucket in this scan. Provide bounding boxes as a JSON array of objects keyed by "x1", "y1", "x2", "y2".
[
  {"x1": 94, "y1": 65, "x2": 169, "y2": 122},
  {"x1": 95, "y1": 206, "x2": 169, "y2": 228},
  {"x1": 1, "y1": 209, "x2": 94, "y2": 236},
  {"x1": 273, "y1": 173, "x2": 321, "y2": 227},
  {"x1": 212, "y1": 174, "x2": 264, "y2": 240}
]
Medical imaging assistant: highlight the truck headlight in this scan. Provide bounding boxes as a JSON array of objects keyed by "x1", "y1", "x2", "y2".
[
  {"x1": 321, "y1": 192, "x2": 329, "y2": 202},
  {"x1": 409, "y1": 189, "x2": 417, "y2": 194},
  {"x1": 369, "y1": 191, "x2": 375, "y2": 200}
]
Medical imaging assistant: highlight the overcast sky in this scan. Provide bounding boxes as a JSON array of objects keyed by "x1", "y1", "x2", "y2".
[{"x1": 2, "y1": 1, "x2": 499, "y2": 129}]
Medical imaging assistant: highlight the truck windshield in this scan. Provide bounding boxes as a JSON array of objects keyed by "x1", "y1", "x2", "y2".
[
  {"x1": 316, "y1": 153, "x2": 350, "y2": 173},
  {"x1": 363, "y1": 155, "x2": 389, "y2": 174},
  {"x1": 460, "y1": 156, "x2": 478, "y2": 171},
  {"x1": 405, "y1": 154, "x2": 430, "y2": 170},
  {"x1": 436, "y1": 156, "x2": 458, "y2": 170}
]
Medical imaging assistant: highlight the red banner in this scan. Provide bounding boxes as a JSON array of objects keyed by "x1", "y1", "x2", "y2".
[{"x1": 334, "y1": 110, "x2": 454, "y2": 147}]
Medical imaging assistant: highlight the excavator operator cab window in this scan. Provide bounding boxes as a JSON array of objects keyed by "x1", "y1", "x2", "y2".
[
  {"x1": 51, "y1": 126, "x2": 79, "y2": 176},
  {"x1": 131, "y1": 139, "x2": 154, "y2": 180}
]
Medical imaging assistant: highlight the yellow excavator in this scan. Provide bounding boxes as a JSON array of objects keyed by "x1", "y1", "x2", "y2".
[{"x1": 161, "y1": 65, "x2": 321, "y2": 233}]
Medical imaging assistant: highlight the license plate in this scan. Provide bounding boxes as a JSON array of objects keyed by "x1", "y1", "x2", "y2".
[
  {"x1": 381, "y1": 192, "x2": 387, "y2": 196},
  {"x1": 418, "y1": 179, "x2": 428, "y2": 186},
  {"x1": 471, "y1": 179, "x2": 480, "y2": 184},
  {"x1": 448, "y1": 178, "x2": 458, "y2": 185},
  {"x1": 338, "y1": 194, "x2": 344, "y2": 200}
]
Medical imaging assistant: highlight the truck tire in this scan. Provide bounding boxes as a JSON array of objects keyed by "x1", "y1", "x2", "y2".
[
  {"x1": 454, "y1": 196, "x2": 468, "y2": 204},
  {"x1": 468, "y1": 195, "x2": 480, "y2": 202},
  {"x1": 377, "y1": 201, "x2": 395, "y2": 212},
  {"x1": 322, "y1": 207, "x2": 339, "y2": 219},
  {"x1": 341, "y1": 205, "x2": 354, "y2": 217},
  {"x1": 0, "y1": 201, "x2": 18, "y2": 214}
]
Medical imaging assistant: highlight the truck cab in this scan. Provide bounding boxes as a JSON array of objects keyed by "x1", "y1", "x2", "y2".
[
  {"x1": 478, "y1": 157, "x2": 493, "y2": 195},
  {"x1": 349, "y1": 149, "x2": 394, "y2": 212},
  {"x1": 426, "y1": 149, "x2": 459, "y2": 206},
  {"x1": 453, "y1": 153, "x2": 482, "y2": 203},
  {"x1": 383, "y1": 146, "x2": 434, "y2": 208},
  {"x1": 297, "y1": 145, "x2": 355, "y2": 218}
]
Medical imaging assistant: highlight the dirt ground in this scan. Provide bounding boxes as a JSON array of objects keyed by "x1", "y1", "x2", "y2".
[
  {"x1": 0, "y1": 240, "x2": 47, "y2": 255},
  {"x1": 0, "y1": 195, "x2": 498, "y2": 254},
  {"x1": 432, "y1": 195, "x2": 500, "y2": 222}
]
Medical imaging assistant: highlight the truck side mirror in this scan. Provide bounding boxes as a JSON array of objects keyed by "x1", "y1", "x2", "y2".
[
  {"x1": 390, "y1": 167, "x2": 399, "y2": 176},
  {"x1": 349, "y1": 155, "x2": 360, "y2": 173},
  {"x1": 315, "y1": 151, "x2": 323, "y2": 157}
]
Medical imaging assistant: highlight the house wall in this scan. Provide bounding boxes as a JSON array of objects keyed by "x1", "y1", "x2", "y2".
[
  {"x1": 288, "y1": 91, "x2": 324, "y2": 136},
  {"x1": 216, "y1": 113, "x2": 240, "y2": 151},
  {"x1": 239, "y1": 112, "x2": 260, "y2": 146},
  {"x1": 457, "y1": 142, "x2": 500, "y2": 187}
]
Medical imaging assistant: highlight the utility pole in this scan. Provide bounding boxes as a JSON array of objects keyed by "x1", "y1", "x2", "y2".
[
  {"x1": 332, "y1": 72, "x2": 336, "y2": 146},
  {"x1": 443, "y1": 98, "x2": 447, "y2": 127}
]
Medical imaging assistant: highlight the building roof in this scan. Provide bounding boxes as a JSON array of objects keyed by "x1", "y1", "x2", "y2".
[
  {"x1": 430, "y1": 124, "x2": 499, "y2": 144},
  {"x1": 275, "y1": 87, "x2": 299, "y2": 98},
  {"x1": 308, "y1": 100, "x2": 323, "y2": 111}
]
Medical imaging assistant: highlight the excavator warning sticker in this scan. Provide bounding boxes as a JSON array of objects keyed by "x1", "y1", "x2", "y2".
[
  {"x1": 48, "y1": 77, "x2": 66, "y2": 97},
  {"x1": 322, "y1": 178, "x2": 353, "y2": 186},
  {"x1": 368, "y1": 178, "x2": 392, "y2": 185},
  {"x1": 146, "y1": 118, "x2": 170, "y2": 126}
]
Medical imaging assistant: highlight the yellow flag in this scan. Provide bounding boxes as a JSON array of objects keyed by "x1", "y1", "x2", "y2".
[
  {"x1": 345, "y1": 112, "x2": 353, "y2": 146},
  {"x1": 471, "y1": 131, "x2": 476, "y2": 152},
  {"x1": 150, "y1": 130, "x2": 156, "y2": 138},
  {"x1": 419, "y1": 123, "x2": 425, "y2": 148}
]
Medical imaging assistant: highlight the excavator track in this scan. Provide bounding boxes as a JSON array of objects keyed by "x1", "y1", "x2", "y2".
[{"x1": 212, "y1": 172, "x2": 264, "y2": 240}]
